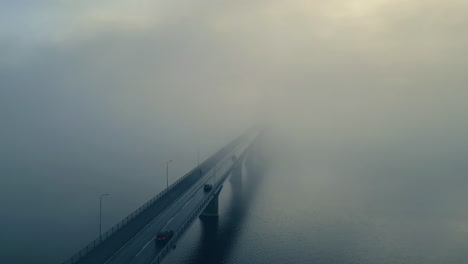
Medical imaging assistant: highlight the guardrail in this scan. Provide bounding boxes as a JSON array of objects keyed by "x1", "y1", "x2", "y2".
[
  {"x1": 151, "y1": 165, "x2": 235, "y2": 264},
  {"x1": 63, "y1": 160, "x2": 232, "y2": 263},
  {"x1": 150, "y1": 142, "x2": 254, "y2": 264},
  {"x1": 62, "y1": 130, "x2": 257, "y2": 264},
  {"x1": 62, "y1": 170, "x2": 189, "y2": 264}
]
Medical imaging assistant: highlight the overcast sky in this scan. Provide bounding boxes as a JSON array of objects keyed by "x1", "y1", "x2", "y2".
[{"x1": 2, "y1": 0, "x2": 467, "y2": 140}]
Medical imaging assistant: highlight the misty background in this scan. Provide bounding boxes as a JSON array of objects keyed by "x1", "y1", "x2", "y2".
[{"x1": 1, "y1": 0, "x2": 468, "y2": 263}]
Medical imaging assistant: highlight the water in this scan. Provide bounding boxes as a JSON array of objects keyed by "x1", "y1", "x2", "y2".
[
  {"x1": 0, "y1": 132, "x2": 234, "y2": 264},
  {"x1": 2, "y1": 131, "x2": 468, "y2": 263},
  {"x1": 164, "y1": 134, "x2": 468, "y2": 264}
]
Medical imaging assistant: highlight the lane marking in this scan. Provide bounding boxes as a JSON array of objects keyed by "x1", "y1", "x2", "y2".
[
  {"x1": 102, "y1": 192, "x2": 198, "y2": 264},
  {"x1": 103, "y1": 177, "x2": 211, "y2": 264},
  {"x1": 103, "y1": 149, "x2": 242, "y2": 264},
  {"x1": 181, "y1": 197, "x2": 193, "y2": 209},
  {"x1": 136, "y1": 239, "x2": 153, "y2": 257},
  {"x1": 161, "y1": 216, "x2": 175, "y2": 230}
]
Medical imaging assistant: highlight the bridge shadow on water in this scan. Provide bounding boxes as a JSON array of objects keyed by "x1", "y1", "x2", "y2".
[{"x1": 192, "y1": 163, "x2": 268, "y2": 264}]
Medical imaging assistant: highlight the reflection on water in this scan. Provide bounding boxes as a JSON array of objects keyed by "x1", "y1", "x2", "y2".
[
  {"x1": 165, "y1": 153, "x2": 268, "y2": 264},
  {"x1": 194, "y1": 164, "x2": 266, "y2": 263},
  {"x1": 4, "y1": 131, "x2": 467, "y2": 264},
  {"x1": 165, "y1": 135, "x2": 468, "y2": 264}
]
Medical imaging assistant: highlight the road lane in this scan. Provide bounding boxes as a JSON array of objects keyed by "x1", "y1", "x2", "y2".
[
  {"x1": 67, "y1": 130, "x2": 257, "y2": 264},
  {"x1": 105, "y1": 150, "x2": 239, "y2": 264}
]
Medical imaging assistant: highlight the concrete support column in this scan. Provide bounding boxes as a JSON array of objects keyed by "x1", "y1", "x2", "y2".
[{"x1": 200, "y1": 186, "x2": 223, "y2": 217}]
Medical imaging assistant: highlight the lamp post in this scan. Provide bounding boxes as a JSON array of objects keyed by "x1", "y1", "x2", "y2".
[
  {"x1": 166, "y1": 160, "x2": 172, "y2": 189},
  {"x1": 99, "y1": 193, "x2": 110, "y2": 240}
]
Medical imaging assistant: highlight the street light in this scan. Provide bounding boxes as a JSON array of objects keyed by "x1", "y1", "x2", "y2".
[
  {"x1": 166, "y1": 160, "x2": 172, "y2": 189},
  {"x1": 99, "y1": 193, "x2": 110, "y2": 239}
]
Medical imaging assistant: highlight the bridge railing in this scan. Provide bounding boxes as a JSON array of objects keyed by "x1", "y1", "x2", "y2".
[
  {"x1": 64, "y1": 152, "x2": 233, "y2": 264},
  {"x1": 150, "y1": 145, "x2": 250, "y2": 264},
  {"x1": 151, "y1": 166, "x2": 234, "y2": 264},
  {"x1": 62, "y1": 130, "x2": 256, "y2": 264},
  {"x1": 63, "y1": 153, "x2": 242, "y2": 263},
  {"x1": 63, "y1": 177, "x2": 184, "y2": 264}
]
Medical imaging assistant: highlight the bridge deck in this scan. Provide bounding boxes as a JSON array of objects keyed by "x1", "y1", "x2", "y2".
[{"x1": 63, "y1": 131, "x2": 256, "y2": 264}]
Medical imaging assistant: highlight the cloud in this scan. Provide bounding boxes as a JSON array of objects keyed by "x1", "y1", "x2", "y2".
[{"x1": 2, "y1": 0, "x2": 468, "y2": 172}]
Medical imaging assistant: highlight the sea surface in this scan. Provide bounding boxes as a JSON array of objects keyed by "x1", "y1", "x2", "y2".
[
  {"x1": 164, "y1": 135, "x2": 468, "y2": 264},
  {"x1": 2, "y1": 132, "x2": 468, "y2": 264}
]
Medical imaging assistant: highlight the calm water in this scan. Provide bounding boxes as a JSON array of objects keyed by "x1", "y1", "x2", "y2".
[
  {"x1": 164, "y1": 136, "x2": 468, "y2": 264},
  {"x1": 2, "y1": 132, "x2": 468, "y2": 263}
]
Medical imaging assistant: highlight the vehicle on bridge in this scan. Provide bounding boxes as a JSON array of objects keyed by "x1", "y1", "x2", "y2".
[
  {"x1": 204, "y1": 184, "x2": 212, "y2": 192},
  {"x1": 155, "y1": 230, "x2": 174, "y2": 247}
]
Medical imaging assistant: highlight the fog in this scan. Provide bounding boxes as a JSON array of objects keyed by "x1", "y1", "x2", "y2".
[{"x1": 1, "y1": 0, "x2": 468, "y2": 263}]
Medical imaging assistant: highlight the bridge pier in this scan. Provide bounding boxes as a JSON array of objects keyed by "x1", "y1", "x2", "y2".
[{"x1": 200, "y1": 186, "x2": 223, "y2": 217}]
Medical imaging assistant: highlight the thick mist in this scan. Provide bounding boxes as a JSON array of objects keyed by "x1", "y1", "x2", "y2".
[{"x1": 2, "y1": 0, "x2": 468, "y2": 263}]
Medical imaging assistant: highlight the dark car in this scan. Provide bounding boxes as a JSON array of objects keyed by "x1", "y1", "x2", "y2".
[
  {"x1": 204, "y1": 184, "x2": 212, "y2": 192},
  {"x1": 155, "y1": 230, "x2": 174, "y2": 247}
]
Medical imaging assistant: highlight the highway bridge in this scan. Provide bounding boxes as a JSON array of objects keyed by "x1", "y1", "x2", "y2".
[{"x1": 62, "y1": 128, "x2": 264, "y2": 264}]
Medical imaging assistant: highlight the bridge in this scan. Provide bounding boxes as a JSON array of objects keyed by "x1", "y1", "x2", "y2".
[{"x1": 62, "y1": 128, "x2": 265, "y2": 264}]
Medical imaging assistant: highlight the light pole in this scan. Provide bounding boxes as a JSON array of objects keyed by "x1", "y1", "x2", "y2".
[
  {"x1": 166, "y1": 160, "x2": 172, "y2": 189},
  {"x1": 99, "y1": 193, "x2": 110, "y2": 239}
]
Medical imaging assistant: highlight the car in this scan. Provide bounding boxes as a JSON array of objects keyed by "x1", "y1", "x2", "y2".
[
  {"x1": 155, "y1": 230, "x2": 174, "y2": 247},
  {"x1": 204, "y1": 184, "x2": 212, "y2": 192}
]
